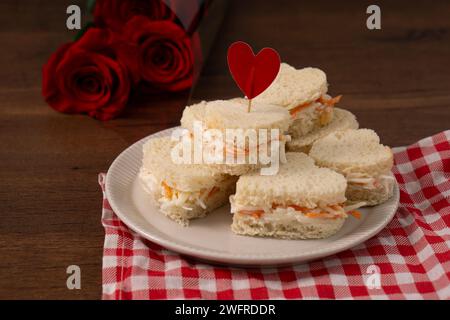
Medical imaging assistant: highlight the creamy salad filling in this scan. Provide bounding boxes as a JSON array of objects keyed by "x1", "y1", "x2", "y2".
[
  {"x1": 139, "y1": 169, "x2": 220, "y2": 211},
  {"x1": 230, "y1": 195, "x2": 365, "y2": 220},
  {"x1": 223, "y1": 134, "x2": 291, "y2": 157},
  {"x1": 288, "y1": 94, "x2": 342, "y2": 125},
  {"x1": 188, "y1": 130, "x2": 291, "y2": 161},
  {"x1": 345, "y1": 172, "x2": 395, "y2": 191}
]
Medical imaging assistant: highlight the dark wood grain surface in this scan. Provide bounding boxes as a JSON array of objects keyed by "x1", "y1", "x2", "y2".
[{"x1": 0, "y1": 0, "x2": 449, "y2": 299}]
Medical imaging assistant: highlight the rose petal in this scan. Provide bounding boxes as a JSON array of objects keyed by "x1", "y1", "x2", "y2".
[
  {"x1": 42, "y1": 29, "x2": 132, "y2": 120},
  {"x1": 124, "y1": 17, "x2": 195, "y2": 92}
]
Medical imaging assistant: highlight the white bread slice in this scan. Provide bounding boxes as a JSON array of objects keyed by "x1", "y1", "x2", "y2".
[
  {"x1": 142, "y1": 137, "x2": 230, "y2": 191},
  {"x1": 309, "y1": 129, "x2": 394, "y2": 206},
  {"x1": 287, "y1": 108, "x2": 359, "y2": 154},
  {"x1": 309, "y1": 129, "x2": 393, "y2": 176},
  {"x1": 232, "y1": 212, "x2": 346, "y2": 240},
  {"x1": 181, "y1": 99, "x2": 292, "y2": 132},
  {"x1": 179, "y1": 100, "x2": 207, "y2": 129},
  {"x1": 233, "y1": 152, "x2": 347, "y2": 208},
  {"x1": 253, "y1": 63, "x2": 328, "y2": 109},
  {"x1": 231, "y1": 152, "x2": 348, "y2": 239}
]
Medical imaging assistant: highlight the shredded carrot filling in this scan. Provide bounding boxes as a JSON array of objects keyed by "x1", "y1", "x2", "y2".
[
  {"x1": 239, "y1": 210, "x2": 265, "y2": 218},
  {"x1": 319, "y1": 94, "x2": 342, "y2": 106},
  {"x1": 290, "y1": 94, "x2": 342, "y2": 118},
  {"x1": 348, "y1": 210, "x2": 362, "y2": 219},
  {"x1": 305, "y1": 212, "x2": 339, "y2": 219},
  {"x1": 161, "y1": 181, "x2": 173, "y2": 199},
  {"x1": 237, "y1": 201, "x2": 363, "y2": 221},
  {"x1": 227, "y1": 144, "x2": 250, "y2": 155},
  {"x1": 239, "y1": 203, "x2": 346, "y2": 220},
  {"x1": 226, "y1": 136, "x2": 283, "y2": 156},
  {"x1": 207, "y1": 186, "x2": 220, "y2": 199},
  {"x1": 289, "y1": 204, "x2": 309, "y2": 211},
  {"x1": 289, "y1": 102, "x2": 312, "y2": 117},
  {"x1": 273, "y1": 203, "x2": 330, "y2": 214}
]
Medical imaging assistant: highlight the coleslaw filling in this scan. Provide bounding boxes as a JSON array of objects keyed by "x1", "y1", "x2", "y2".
[
  {"x1": 139, "y1": 169, "x2": 220, "y2": 211},
  {"x1": 188, "y1": 130, "x2": 291, "y2": 161},
  {"x1": 230, "y1": 196, "x2": 365, "y2": 220},
  {"x1": 289, "y1": 94, "x2": 342, "y2": 124},
  {"x1": 345, "y1": 172, "x2": 395, "y2": 191},
  {"x1": 224, "y1": 134, "x2": 291, "y2": 156}
]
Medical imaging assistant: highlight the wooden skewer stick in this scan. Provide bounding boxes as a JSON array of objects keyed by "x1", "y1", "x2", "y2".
[{"x1": 247, "y1": 98, "x2": 252, "y2": 113}]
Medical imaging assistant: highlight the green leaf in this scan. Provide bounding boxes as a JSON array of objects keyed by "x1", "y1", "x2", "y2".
[{"x1": 87, "y1": 0, "x2": 96, "y2": 13}]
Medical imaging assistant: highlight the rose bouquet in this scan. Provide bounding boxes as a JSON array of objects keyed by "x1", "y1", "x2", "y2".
[{"x1": 42, "y1": 0, "x2": 226, "y2": 120}]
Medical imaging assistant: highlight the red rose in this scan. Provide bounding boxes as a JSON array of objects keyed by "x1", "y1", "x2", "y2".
[
  {"x1": 94, "y1": 0, "x2": 175, "y2": 32},
  {"x1": 124, "y1": 16, "x2": 199, "y2": 92},
  {"x1": 42, "y1": 28, "x2": 139, "y2": 120}
]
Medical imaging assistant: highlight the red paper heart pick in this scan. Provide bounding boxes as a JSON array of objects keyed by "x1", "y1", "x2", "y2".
[{"x1": 227, "y1": 41, "x2": 281, "y2": 99}]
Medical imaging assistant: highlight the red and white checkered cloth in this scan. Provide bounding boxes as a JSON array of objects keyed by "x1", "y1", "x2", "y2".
[{"x1": 100, "y1": 131, "x2": 450, "y2": 300}]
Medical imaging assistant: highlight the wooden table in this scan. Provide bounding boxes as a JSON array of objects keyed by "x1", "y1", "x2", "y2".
[{"x1": 0, "y1": 0, "x2": 449, "y2": 299}]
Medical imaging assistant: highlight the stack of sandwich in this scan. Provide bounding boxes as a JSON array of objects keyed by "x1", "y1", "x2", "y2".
[
  {"x1": 138, "y1": 63, "x2": 395, "y2": 239},
  {"x1": 139, "y1": 99, "x2": 293, "y2": 226}
]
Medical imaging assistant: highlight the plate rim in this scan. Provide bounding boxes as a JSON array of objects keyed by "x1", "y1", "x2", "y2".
[{"x1": 105, "y1": 127, "x2": 400, "y2": 266}]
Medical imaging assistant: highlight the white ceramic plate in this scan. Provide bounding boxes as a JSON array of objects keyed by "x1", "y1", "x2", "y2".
[{"x1": 105, "y1": 127, "x2": 400, "y2": 267}]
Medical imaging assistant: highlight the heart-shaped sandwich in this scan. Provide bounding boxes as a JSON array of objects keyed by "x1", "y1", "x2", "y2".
[
  {"x1": 180, "y1": 99, "x2": 292, "y2": 176},
  {"x1": 231, "y1": 152, "x2": 358, "y2": 239},
  {"x1": 254, "y1": 63, "x2": 344, "y2": 137},
  {"x1": 139, "y1": 137, "x2": 238, "y2": 226},
  {"x1": 252, "y1": 63, "x2": 360, "y2": 154},
  {"x1": 309, "y1": 129, "x2": 395, "y2": 206}
]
